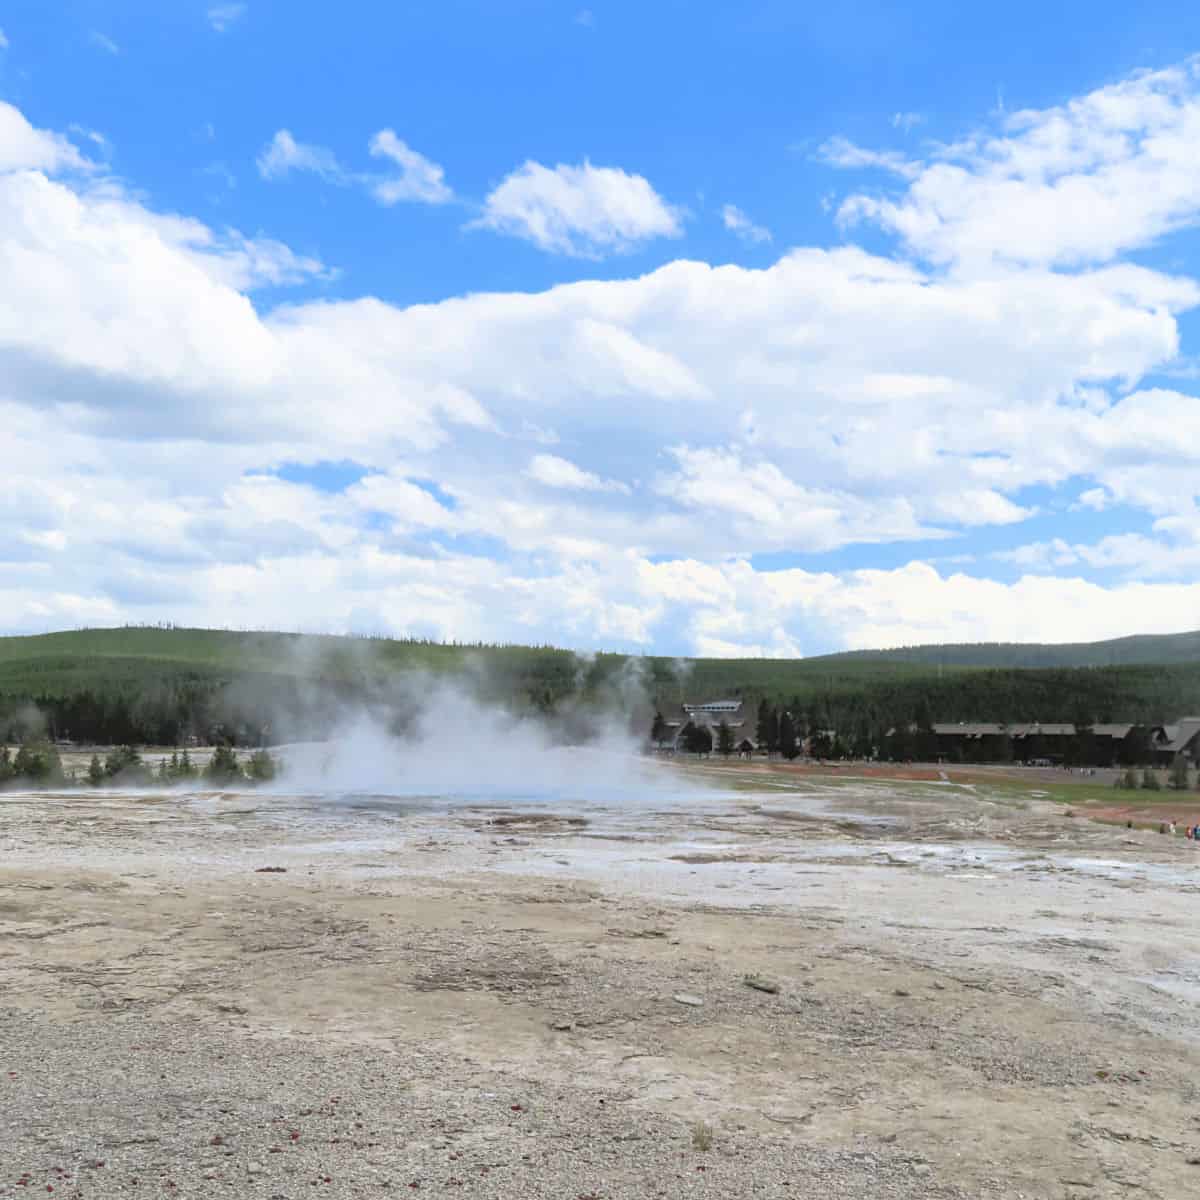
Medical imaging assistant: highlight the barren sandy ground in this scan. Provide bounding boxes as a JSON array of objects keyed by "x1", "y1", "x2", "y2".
[{"x1": 3, "y1": 767, "x2": 1200, "y2": 1198}]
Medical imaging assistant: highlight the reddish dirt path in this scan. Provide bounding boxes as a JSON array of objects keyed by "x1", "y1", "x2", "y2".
[
  {"x1": 697, "y1": 758, "x2": 1074, "y2": 786},
  {"x1": 1087, "y1": 801, "x2": 1200, "y2": 827}
]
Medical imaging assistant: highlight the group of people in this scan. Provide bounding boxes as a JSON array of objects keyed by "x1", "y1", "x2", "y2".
[{"x1": 1147, "y1": 820, "x2": 1200, "y2": 839}]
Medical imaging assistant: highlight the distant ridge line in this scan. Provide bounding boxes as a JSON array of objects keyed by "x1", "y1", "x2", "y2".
[
  {"x1": 808, "y1": 630, "x2": 1200, "y2": 669},
  {"x1": 0, "y1": 625, "x2": 1198, "y2": 669}
]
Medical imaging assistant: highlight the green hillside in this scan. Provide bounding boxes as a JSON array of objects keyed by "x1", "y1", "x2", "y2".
[
  {"x1": 0, "y1": 625, "x2": 971, "y2": 714},
  {"x1": 3, "y1": 624, "x2": 1196, "y2": 680},
  {"x1": 811, "y1": 629, "x2": 1200, "y2": 669}
]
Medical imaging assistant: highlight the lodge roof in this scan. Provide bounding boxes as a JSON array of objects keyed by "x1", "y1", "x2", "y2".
[
  {"x1": 1163, "y1": 718, "x2": 1200, "y2": 753},
  {"x1": 932, "y1": 722, "x2": 1142, "y2": 739},
  {"x1": 931, "y1": 723, "x2": 1005, "y2": 737}
]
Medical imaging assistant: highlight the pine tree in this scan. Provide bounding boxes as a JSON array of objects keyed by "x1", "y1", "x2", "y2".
[
  {"x1": 104, "y1": 745, "x2": 150, "y2": 785},
  {"x1": 12, "y1": 741, "x2": 63, "y2": 784},
  {"x1": 1121, "y1": 725, "x2": 1152, "y2": 767},
  {"x1": 205, "y1": 744, "x2": 243, "y2": 784},
  {"x1": 651, "y1": 711, "x2": 666, "y2": 746},
  {"x1": 884, "y1": 724, "x2": 913, "y2": 762},
  {"x1": 778, "y1": 711, "x2": 798, "y2": 760},
  {"x1": 913, "y1": 702, "x2": 937, "y2": 761},
  {"x1": 247, "y1": 748, "x2": 278, "y2": 782},
  {"x1": 995, "y1": 728, "x2": 1014, "y2": 763},
  {"x1": 681, "y1": 721, "x2": 712, "y2": 757},
  {"x1": 1072, "y1": 712, "x2": 1097, "y2": 768},
  {"x1": 87, "y1": 754, "x2": 104, "y2": 787},
  {"x1": 851, "y1": 721, "x2": 873, "y2": 760},
  {"x1": 716, "y1": 720, "x2": 735, "y2": 758},
  {"x1": 755, "y1": 700, "x2": 774, "y2": 755}
]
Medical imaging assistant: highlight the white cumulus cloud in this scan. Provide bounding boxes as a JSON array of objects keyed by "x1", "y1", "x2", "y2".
[
  {"x1": 367, "y1": 129, "x2": 453, "y2": 205},
  {"x1": 0, "y1": 102, "x2": 92, "y2": 173},
  {"x1": 474, "y1": 160, "x2": 684, "y2": 257},
  {"x1": 526, "y1": 454, "x2": 630, "y2": 494},
  {"x1": 257, "y1": 129, "x2": 345, "y2": 182},
  {"x1": 258, "y1": 128, "x2": 452, "y2": 206},
  {"x1": 89, "y1": 31, "x2": 120, "y2": 55},
  {"x1": 818, "y1": 135, "x2": 918, "y2": 177},
  {"x1": 208, "y1": 4, "x2": 247, "y2": 33},
  {"x1": 721, "y1": 204, "x2": 772, "y2": 244},
  {"x1": 837, "y1": 56, "x2": 1200, "y2": 268}
]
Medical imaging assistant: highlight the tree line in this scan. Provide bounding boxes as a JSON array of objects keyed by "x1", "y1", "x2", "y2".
[
  {"x1": 0, "y1": 683, "x2": 273, "y2": 748},
  {"x1": 1114, "y1": 757, "x2": 1198, "y2": 792},
  {"x1": 0, "y1": 742, "x2": 278, "y2": 788},
  {"x1": 4, "y1": 642, "x2": 1199, "y2": 770}
]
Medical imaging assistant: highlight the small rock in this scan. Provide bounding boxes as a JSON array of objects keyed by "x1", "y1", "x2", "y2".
[
  {"x1": 673, "y1": 993, "x2": 704, "y2": 1007},
  {"x1": 247, "y1": 1163, "x2": 265, "y2": 1175},
  {"x1": 550, "y1": 1020, "x2": 574, "y2": 1031},
  {"x1": 744, "y1": 975, "x2": 780, "y2": 994}
]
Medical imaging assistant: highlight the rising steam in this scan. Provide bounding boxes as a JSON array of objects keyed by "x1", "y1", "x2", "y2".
[{"x1": 271, "y1": 666, "x2": 700, "y2": 804}]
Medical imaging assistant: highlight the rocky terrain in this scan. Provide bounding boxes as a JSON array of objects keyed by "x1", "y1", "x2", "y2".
[{"x1": 2, "y1": 774, "x2": 1200, "y2": 1197}]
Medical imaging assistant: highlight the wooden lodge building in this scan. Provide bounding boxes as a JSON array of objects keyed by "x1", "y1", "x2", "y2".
[
  {"x1": 656, "y1": 698, "x2": 1200, "y2": 767},
  {"x1": 657, "y1": 699, "x2": 757, "y2": 755},
  {"x1": 931, "y1": 718, "x2": 1200, "y2": 766}
]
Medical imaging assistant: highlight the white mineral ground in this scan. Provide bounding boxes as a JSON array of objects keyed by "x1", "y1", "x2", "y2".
[{"x1": 2, "y1": 762, "x2": 1200, "y2": 1198}]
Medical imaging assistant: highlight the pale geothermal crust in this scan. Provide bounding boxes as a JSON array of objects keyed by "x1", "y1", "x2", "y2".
[{"x1": 2, "y1": 773, "x2": 1199, "y2": 1198}]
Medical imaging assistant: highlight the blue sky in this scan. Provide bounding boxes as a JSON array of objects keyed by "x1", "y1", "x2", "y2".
[
  {"x1": 9, "y1": 0, "x2": 1200, "y2": 304},
  {"x1": 1, "y1": 2, "x2": 1199, "y2": 653}
]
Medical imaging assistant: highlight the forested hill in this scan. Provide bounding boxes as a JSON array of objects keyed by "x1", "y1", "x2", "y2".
[
  {"x1": 811, "y1": 630, "x2": 1200, "y2": 669},
  {"x1": 0, "y1": 625, "x2": 1198, "y2": 747}
]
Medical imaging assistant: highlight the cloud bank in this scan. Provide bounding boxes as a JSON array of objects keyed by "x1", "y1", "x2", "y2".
[{"x1": 3, "y1": 59, "x2": 1200, "y2": 654}]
